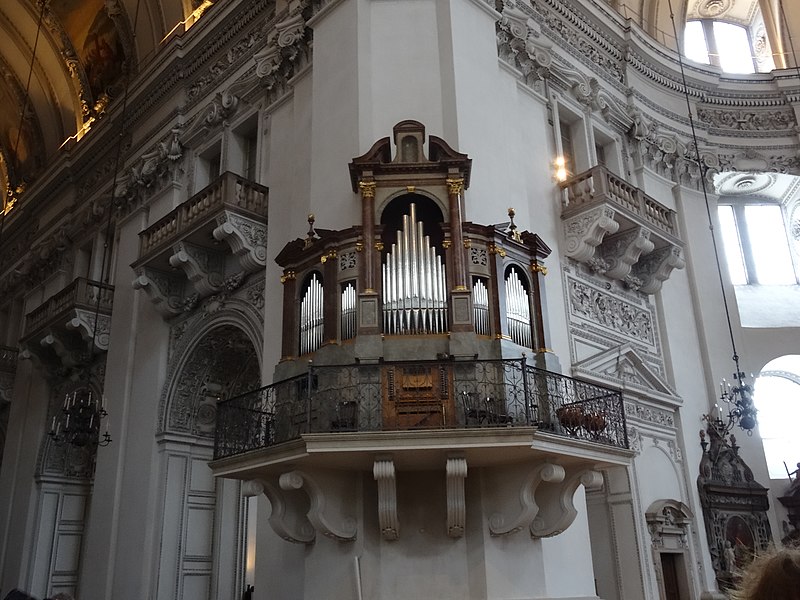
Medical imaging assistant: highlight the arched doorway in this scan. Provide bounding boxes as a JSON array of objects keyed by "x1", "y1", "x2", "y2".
[{"x1": 154, "y1": 322, "x2": 260, "y2": 600}]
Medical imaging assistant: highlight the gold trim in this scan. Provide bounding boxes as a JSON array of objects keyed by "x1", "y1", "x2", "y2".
[
  {"x1": 374, "y1": 241, "x2": 384, "y2": 251},
  {"x1": 488, "y1": 244, "x2": 506, "y2": 257},
  {"x1": 280, "y1": 270, "x2": 297, "y2": 283},
  {"x1": 463, "y1": 238, "x2": 472, "y2": 249},
  {"x1": 454, "y1": 285, "x2": 469, "y2": 292},
  {"x1": 531, "y1": 263, "x2": 548, "y2": 276},
  {"x1": 442, "y1": 240, "x2": 452, "y2": 249},
  {"x1": 536, "y1": 347, "x2": 554, "y2": 354},
  {"x1": 355, "y1": 242, "x2": 364, "y2": 252},
  {"x1": 406, "y1": 185, "x2": 416, "y2": 193},
  {"x1": 320, "y1": 249, "x2": 338, "y2": 264},
  {"x1": 359, "y1": 180, "x2": 377, "y2": 198},
  {"x1": 446, "y1": 177, "x2": 464, "y2": 195}
]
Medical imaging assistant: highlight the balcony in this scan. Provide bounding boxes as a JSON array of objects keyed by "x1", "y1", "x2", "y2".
[
  {"x1": 0, "y1": 346, "x2": 18, "y2": 374},
  {"x1": 132, "y1": 172, "x2": 268, "y2": 317},
  {"x1": 560, "y1": 166, "x2": 685, "y2": 293},
  {"x1": 213, "y1": 357, "x2": 628, "y2": 460},
  {"x1": 21, "y1": 278, "x2": 114, "y2": 370}
]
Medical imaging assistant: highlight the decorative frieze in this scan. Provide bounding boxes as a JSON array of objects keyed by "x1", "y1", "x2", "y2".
[{"x1": 567, "y1": 278, "x2": 654, "y2": 345}]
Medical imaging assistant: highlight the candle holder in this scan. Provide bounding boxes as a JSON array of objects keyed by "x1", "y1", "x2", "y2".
[{"x1": 48, "y1": 389, "x2": 112, "y2": 448}]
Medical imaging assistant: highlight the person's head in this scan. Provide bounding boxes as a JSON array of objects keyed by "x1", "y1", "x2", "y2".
[{"x1": 731, "y1": 547, "x2": 800, "y2": 600}]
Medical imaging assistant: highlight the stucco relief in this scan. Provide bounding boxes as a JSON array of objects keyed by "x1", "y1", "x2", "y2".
[
  {"x1": 697, "y1": 107, "x2": 796, "y2": 132},
  {"x1": 623, "y1": 401, "x2": 674, "y2": 427},
  {"x1": 568, "y1": 278, "x2": 654, "y2": 344}
]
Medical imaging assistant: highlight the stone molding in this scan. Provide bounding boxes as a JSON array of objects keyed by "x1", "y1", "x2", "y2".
[
  {"x1": 446, "y1": 456, "x2": 468, "y2": 538},
  {"x1": 280, "y1": 470, "x2": 358, "y2": 542},
  {"x1": 530, "y1": 467, "x2": 604, "y2": 538},
  {"x1": 488, "y1": 462, "x2": 565, "y2": 537}
]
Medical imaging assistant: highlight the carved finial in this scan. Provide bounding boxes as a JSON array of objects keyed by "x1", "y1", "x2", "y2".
[
  {"x1": 507, "y1": 207, "x2": 522, "y2": 243},
  {"x1": 304, "y1": 214, "x2": 318, "y2": 249}
]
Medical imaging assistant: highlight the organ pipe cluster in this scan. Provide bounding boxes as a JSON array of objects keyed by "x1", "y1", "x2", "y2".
[
  {"x1": 504, "y1": 268, "x2": 532, "y2": 348},
  {"x1": 341, "y1": 282, "x2": 357, "y2": 340},
  {"x1": 300, "y1": 273, "x2": 324, "y2": 354},
  {"x1": 382, "y1": 204, "x2": 448, "y2": 335},
  {"x1": 472, "y1": 278, "x2": 490, "y2": 336}
]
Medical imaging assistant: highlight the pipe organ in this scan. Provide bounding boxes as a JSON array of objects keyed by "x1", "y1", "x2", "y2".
[
  {"x1": 299, "y1": 273, "x2": 324, "y2": 355},
  {"x1": 504, "y1": 267, "x2": 533, "y2": 349},
  {"x1": 341, "y1": 282, "x2": 357, "y2": 340},
  {"x1": 275, "y1": 121, "x2": 552, "y2": 365},
  {"x1": 382, "y1": 203, "x2": 448, "y2": 335},
  {"x1": 472, "y1": 277, "x2": 489, "y2": 336}
]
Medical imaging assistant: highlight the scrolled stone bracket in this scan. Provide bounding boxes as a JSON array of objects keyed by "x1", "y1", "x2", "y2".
[
  {"x1": 530, "y1": 468, "x2": 603, "y2": 539},
  {"x1": 373, "y1": 458, "x2": 399, "y2": 540},
  {"x1": 243, "y1": 478, "x2": 316, "y2": 545},
  {"x1": 446, "y1": 456, "x2": 468, "y2": 538},
  {"x1": 601, "y1": 227, "x2": 655, "y2": 280},
  {"x1": 280, "y1": 470, "x2": 357, "y2": 542},
  {"x1": 132, "y1": 267, "x2": 186, "y2": 318},
  {"x1": 213, "y1": 212, "x2": 267, "y2": 273},
  {"x1": 563, "y1": 207, "x2": 620, "y2": 263},
  {"x1": 66, "y1": 310, "x2": 111, "y2": 352},
  {"x1": 168, "y1": 241, "x2": 225, "y2": 296},
  {"x1": 488, "y1": 462, "x2": 565, "y2": 537},
  {"x1": 632, "y1": 244, "x2": 686, "y2": 294}
]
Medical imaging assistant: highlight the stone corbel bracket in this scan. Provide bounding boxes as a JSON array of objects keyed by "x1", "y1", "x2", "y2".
[
  {"x1": 489, "y1": 462, "x2": 565, "y2": 537},
  {"x1": 213, "y1": 212, "x2": 267, "y2": 273},
  {"x1": 168, "y1": 241, "x2": 225, "y2": 296},
  {"x1": 243, "y1": 478, "x2": 315, "y2": 544},
  {"x1": 280, "y1": 470, "x2": 357, "y2": 542},
  {"x1": 132, "y1": 267, "x2": 186, "y2": 318},
  {"x1": 530, "y1": 468, "x2": 603, "y2": 538},
  {"x1": 446, "y1": 456, "x2": 468, "y2": 538},
  {"x1": 564, "y1": 207, "x2": 619, "y2": 263},
  {"x1": 40, "y1": 332, "x2": 80, "y2": 368},
  {"x1": 601, "y1": 227, "x2": 654, "y2": 280},
  {"x1": 373, "y1": 458, "x2": 399, "y2": 540},
  {"x1": 66, "y1": 310, "x2": 111, "y2": 352},
  {"x1": 631, "y1": 245, "x2": 685, "y2": 294}
]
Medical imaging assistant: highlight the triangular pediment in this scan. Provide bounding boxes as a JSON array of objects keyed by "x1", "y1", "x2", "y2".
[{"x1": 572, "y1": 343, "x2": 679, "y2": 401}]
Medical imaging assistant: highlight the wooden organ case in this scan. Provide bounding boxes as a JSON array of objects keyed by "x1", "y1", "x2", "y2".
[{"x1": 274, "y1": 121, "x2": 552, "y2": 430}]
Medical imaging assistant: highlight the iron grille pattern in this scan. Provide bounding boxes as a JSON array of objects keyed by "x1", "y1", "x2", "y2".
[{"x1": 214, "y1": 357, "x2": 628, "y2": 459}]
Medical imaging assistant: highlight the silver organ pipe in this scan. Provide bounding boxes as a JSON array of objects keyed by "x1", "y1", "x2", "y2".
[
  {"x1": 472, "y1": 278, "x2": 489, "y2": 336},
  {"x1": 382, "y1": 203, "x2": 448, "y2": 334},
  {"x1": 341, "y1": 282, "x2": 357, "y2": 340},
  {"x1": 300, "y1": 273, "x2": 324, "y2": 354},
  {"x1": 505, "y1": 268, "x2": 532, "y2": 348}
]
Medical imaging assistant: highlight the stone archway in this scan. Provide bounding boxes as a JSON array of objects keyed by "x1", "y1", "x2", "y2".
[{"x1": 153, "y1": 322, "x2": 260, "y2": 600}]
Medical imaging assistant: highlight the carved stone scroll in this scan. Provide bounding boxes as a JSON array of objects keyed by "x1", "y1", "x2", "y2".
[
  {"x1": 489, "y1": 462, "x2": 565, "y2": 537},
  {"x1": 530, "y1": 468, "x2": 603, "y2": 538},
  {"x1": 564, "y1": 207, "x2": 619, "y2": 263},
  {"x1": 280, "y1": 470, "x2": 357, "y2": 542},
  {"x1": 373, "y1": 458, "x2": 399, "y2": 540},
  {"x1": 446, "y1": 456, "x2": 468, "y2": 538},
  {"x1": 243, "y1": 478, "x2": 315, "y2": 545}
]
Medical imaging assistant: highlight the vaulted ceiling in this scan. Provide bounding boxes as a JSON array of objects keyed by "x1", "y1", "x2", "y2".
[{"x1": 0, "y1": 0, "x2": 797, "y2": 204}]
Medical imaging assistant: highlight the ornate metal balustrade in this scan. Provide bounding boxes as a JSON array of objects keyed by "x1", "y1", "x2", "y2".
[
  {"x1": 24, "y1": 278, "x2": 114, "y2": 337},
  {"x1": 214, "y1": 357, "x2": 628, "y2": 459},
  {"x1": 0, "y1": 345, "x2": 18, "y2": 374}
]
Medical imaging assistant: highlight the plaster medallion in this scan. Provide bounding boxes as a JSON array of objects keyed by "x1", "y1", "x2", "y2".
[
  {"x1": 716, "y1": 172, "x2": 775, "y2": 196},
  {"x1": 697, "y1": 0, "x2": 732, "y2": 18}
]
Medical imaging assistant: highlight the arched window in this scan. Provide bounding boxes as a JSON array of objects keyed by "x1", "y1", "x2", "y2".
[
  {"x1": 299, "y1": 272, "x2": 324, "y2": 354},
  {"x1": 504, "y1": 265, "x2": 533, "y2": 349},
  {"x1": 754, "y1": 356, "x2": 800, "y2": 479},
  {"x1": 683, "y1": 3, "x2": 775, "y2": 74}
]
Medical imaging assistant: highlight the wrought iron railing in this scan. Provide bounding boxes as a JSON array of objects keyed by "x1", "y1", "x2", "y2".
[
  {"x1": 214, "y1": 357, "x2": 627, "y2": 459},
  {"x1": 561, "y1": 165, "x2": 677, "y2": 237},
  {"x1": 24, "y1": 278, "x2": 114, "y2": 336}
]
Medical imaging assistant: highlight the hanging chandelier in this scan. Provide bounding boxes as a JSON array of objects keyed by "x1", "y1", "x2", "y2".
[{"x1": 48, "y1": 390, "x2": 112, "y2": 447}]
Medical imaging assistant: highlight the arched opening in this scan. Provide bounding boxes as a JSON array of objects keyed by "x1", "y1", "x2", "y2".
[
  {"x1": 156, "y1": 323, "x2": 260, "y2": 600},
  {"x1": 754, "y1": 355, "x2": 800, "y2": 479}
]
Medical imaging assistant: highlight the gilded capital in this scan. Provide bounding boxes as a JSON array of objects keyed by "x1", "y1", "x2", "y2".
[
  {"x1": 531, "y1": 263, "x2": 548, "y2": 276},
  {"x1": 359, "y1": 180, "x2": 377, "y2": 199},
  {"x1": 280, "y1": 270, "x2": 297, "y2": 283},
  {"x1": 446, "y1": 177, "x2": 464, "y2": 196}
]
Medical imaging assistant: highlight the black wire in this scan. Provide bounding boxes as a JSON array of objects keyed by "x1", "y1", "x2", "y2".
[{"x1": 665, "y1": 0, "x2": 742, "y2": 374}]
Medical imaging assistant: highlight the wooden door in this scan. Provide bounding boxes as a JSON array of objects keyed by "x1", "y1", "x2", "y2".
[
  {"x1": 660, "y1": 553, "x2": 681, "y2": 600},
  {"x1": 382, "y1": 364, "x2": 455, "y2": 429}
]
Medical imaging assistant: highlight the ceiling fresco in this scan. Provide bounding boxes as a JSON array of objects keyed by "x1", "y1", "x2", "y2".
[{"x1": 0, "y1": 0, "x2": 797, "y2": 205}]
